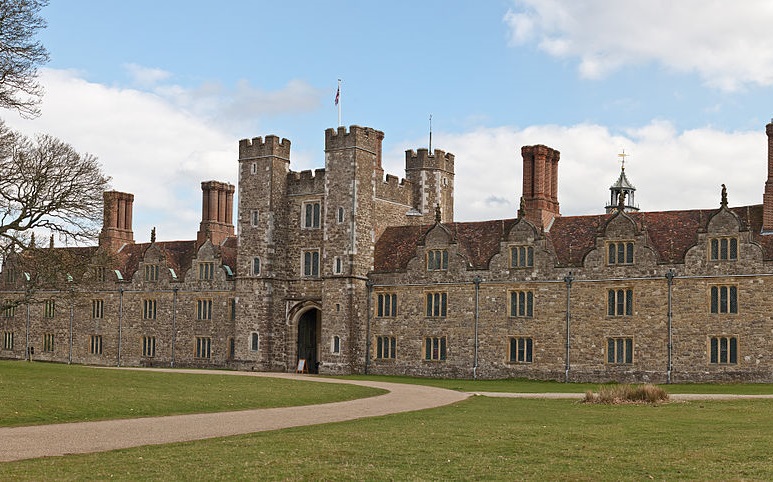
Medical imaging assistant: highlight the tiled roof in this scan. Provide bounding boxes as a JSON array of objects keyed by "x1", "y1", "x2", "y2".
[{"x1": 373, "y1": 204, "x2": 773, "y2": 272}]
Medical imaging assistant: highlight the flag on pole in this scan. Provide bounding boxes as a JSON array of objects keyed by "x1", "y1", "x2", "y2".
[{"x1": 335, "y1": 86, "x2": 340, "y2": 106}]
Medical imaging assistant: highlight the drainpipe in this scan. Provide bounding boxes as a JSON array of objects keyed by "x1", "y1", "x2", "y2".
[
  {"x1": 68, "y1": 289, "x2": 74, "y2": 364},
  {"x1": 473, "y1": 276, "x2": 482, "y2": 380},
  {"x1": 666, "y1": 269, "x2": 676, "y2": 384},
  {"x1": 563, "y1": 272, "x2": 574, "y2": 383},
  {"x1": 117, "y1": 287, "x2": 124, "y2": 367},
  {"x1": 364, "y1": 279, "x2": 373, "y2": 374},
  {"x1": 171, "y1": 286, "x2": 178, "y2": 367}
]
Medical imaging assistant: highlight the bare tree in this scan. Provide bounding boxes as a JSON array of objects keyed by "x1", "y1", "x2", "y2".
[
  {"x1": 0, "y1": 120, "x2": 111, "y2": 262},
  {"x1": 0, "y1": 0, "x2": 49, "y2": 118}
]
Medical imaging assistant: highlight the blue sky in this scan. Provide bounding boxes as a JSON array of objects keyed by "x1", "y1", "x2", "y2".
[{"x1": 5, "y1": 0, "x2": 773, "y2": 243}]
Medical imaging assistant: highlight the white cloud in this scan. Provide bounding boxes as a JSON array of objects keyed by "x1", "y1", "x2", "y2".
[
  {"x1": 504, "y1": 0, "x2": 773, "y2": 90},
  {"x1": 123, "y1": 63, "x2": 172, "y2": 87},
  {"x1": 387, "y1": 121, "x2": 767, "y2": 222}
]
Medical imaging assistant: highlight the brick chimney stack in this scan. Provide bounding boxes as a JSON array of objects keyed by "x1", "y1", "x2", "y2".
[
  {"x1": 99, "y1": 191, "x2": 135, "y2": 251},
  {"x1": 197, "y1": 181, "x2": 235, "y2": 246},
  {"x1": 763, "y1": 121, "x2": 773, "y2": 233},
  {"x1": 521, "y1": 144, "x2": 561, "y2": 230}
]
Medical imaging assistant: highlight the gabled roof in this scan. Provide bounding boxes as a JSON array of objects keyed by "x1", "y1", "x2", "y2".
[{"x1": 373, "y1": 204, "x2": 773, "y2": 272}]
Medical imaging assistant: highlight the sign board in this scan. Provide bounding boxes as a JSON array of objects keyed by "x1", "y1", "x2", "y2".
[{"x1": 296, "y1": 358, "x2": 307, "y2": 374}]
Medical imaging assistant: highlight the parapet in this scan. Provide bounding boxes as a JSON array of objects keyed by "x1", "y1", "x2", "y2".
[
  {"x1": 239, "y1": 135, "x2": 291, "y2": 161},
  {"x1": 287, "y1": 168, "x2": 326, "y2": 195},
  {"x1": 324, "y1": 125, "x2": 384, "y2": 153},
  {"x1": 376, "y1": 173, "x2": 413, "y2": 206},
  {"x1": 405, "y1": 148, "x2": 455, "y2": 172}
]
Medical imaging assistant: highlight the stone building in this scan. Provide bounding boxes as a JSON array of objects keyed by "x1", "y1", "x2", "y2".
[{"x1": 2, "y1": 122, "x2": 773, "y2": 383}]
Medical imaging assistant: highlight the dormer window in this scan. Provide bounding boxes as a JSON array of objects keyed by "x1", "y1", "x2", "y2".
[
  {"x1": 710, "y1": 237, "x2": 737, "y2": 261},
  {"x1": 607, "y1": 242, "x2": 634, "y2": 265},
  {"x1": 427, "y1": 249, "x2": 448, "y2": 271},
  {"x1": 510, "y1": 246, "x2": 534, "y2": 268},
  {"x1": 144, "y1": 264, "x2": 159, "y2": 282},
  {"x1": 199, "y1": 262, "x2": 214, "y2": 280}
]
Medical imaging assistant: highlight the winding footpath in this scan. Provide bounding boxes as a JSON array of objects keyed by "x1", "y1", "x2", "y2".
[
  {"x1": 3, "y1": 368, "x2": 773, "y2": 463},
  {"x1": 0, "y1": 370, "x2": 469, "y2": 462}
]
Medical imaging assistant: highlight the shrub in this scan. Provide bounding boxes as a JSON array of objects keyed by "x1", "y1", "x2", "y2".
[{"x1": 583, "y1": 384, "x2": 669, "y2": 404}]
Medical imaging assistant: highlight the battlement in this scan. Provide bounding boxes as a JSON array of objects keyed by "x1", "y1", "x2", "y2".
[
  {"x1": 287, "y1": 168, "x2": 326, "y2": 195},
  {"x1": 239, "y1": 135, "x2": 291, "y2": 161},
  {"x1": 376, "y1": 173, "x2": 413, "y2": 206},
  {"x1": 405, "y1": 148, "x2": 455, "y2": 173},
  {"x1": 324, "y1": 125, "x2": 384, "y2": 153}
]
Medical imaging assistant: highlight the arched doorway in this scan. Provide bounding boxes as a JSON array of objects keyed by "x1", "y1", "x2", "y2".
[{"x1": 297, "y1": 308, "x2": 320, "y2": 374}]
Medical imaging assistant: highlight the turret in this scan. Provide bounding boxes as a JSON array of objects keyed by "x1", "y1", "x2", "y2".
[{"x1": 404, "y1": 148, "x2": 455, "y2": 223}]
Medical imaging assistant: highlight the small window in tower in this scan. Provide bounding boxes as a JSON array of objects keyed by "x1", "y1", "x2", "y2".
[
  {"x1": 338, "y1": 207, "x2": 344, "y2": 224},
  {"x1": 251, "y1": 162, "x2": 257, "y2": 175},
  {"x1": 251, "y1": 210, "x2": 259, "y2": 227}
]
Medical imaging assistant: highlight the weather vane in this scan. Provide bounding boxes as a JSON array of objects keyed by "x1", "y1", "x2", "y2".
[{"x1": 618, "y1": 149, "x2": 629, "y2": 170}]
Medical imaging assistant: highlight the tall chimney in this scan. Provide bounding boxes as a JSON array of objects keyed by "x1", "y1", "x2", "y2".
[
  {"x1": 99, "y1": 191, "x2": 135, "y2": 251},
  {"x1": 197, "y1": 181, "x2": 235, "y2": 246},
  {"x1": 763, "y1": 121, "x2": 773, "y2": 233},
  {"x1": 521, "y1": 144, "x2": 561, "y2": 230}
]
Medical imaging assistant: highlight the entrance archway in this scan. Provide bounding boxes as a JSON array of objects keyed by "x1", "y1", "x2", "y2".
[{"x1": 297, "y1": 308, "x2": 320, "y2": 374}]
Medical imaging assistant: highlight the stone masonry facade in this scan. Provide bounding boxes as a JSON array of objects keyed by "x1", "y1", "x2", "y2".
[{"x1": 3, "y1": 122, "x2": 773, "y2": 383}]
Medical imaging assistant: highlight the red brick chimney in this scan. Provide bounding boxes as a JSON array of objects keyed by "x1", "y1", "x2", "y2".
[
  {"x1": 99, "y1": 191, "x2": 135, "y2": 251},
  {"x1": 521, "y1": 144, "x2": 560, "y2": 229},
  {"x1": 763, "y1": 121, "x2": 773, "y2": 233},
  {"x1": 196, "y1": 181, "x2": 235, "y2": 246}
]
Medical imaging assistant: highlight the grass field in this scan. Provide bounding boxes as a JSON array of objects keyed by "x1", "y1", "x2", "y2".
[
  {"x1": 3, "y1": 361, "x2": 773, "y2": 480},
  {"x1": 0, "y1": 361, "x2": 384, "y2": 427}
]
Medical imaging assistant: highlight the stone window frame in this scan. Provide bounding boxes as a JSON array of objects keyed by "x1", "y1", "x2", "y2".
[
  {"x1": 92, "y1": 299, "x2": 104, "y2": 319},
  {"x1": 142, "y1": 336, "x2": 156, "y2": 358},
  {"x1": 709, "y1": 237, "x2": 738, "y2": 261},
  {"x1": 510, "y1": 245, "x2": 534, "y2": 268},
  {"x1": 425, "y1": 291, "x2": 448, "y2": 318},
  {"x1": 250, "y1": 162, "x2": 257, "y2": 175},
  {"x1": 709, "y1": 335, "x2": 738, "y2": 365},
  {"x1": 251, "y1": 209, "x2": 260, "y2": 227},
  {"x1": 607, "y1": 241, "x2": 634, "y2": 265},
  {"x1": 426, "y1": 249, "x2": 449, "y2": 271},
  {"x1": 508, "y1": 336, "x2": 533, "y2": 363},
  {"x1": 94, "y1": 266, "x2": 106, "y2": 282},
  {"x1": 43, "y1": 333, "x2": 54, "y2": 352},
  {"x1": 143, "y1": 299, "x2": 157, "y2": 320},
  {"x1": 250, "y1": 332, "x2": 259, "y2": 352},
  {"x1": 606, "y1": 337, "x2": 634, "y2": 364},
  {"x1": 337, "y1": 206, "x2": 345, "y2": 224},
  {"x1": 710, "y1": 284, "x2": 738, "y2": 314},
  {"x1": 229, "y1": 298, "x2": 236, "y2": 321},
  {"x1": 607, "y1": 288, "x2": 633, "y2": 317},
  {"x1": 302, "y1": 200, "x2": 322, "y2": 229},
  {"x1": 144, "y1": 264, "x2": 159, "y2": 282},
  {"x1": 3, "y1": 300, "x2": 15, "y2": 318},
  {"x1": 508, "y1": 290, "x2": 534, "y2": 318},
  {"x1": 252, "y1": 257, "x2": 261, "y2": 276},
  {"x1": 331, "y1": 335, "x2": 341, "y2": 355},
  {"x1": 302, "y1": 249, "x2": 320, "y2": 278},
  {"x1": 195, "y1": 336, "x2": 212, "y2": 359},
  {"x1": 44, "y1": 299, "x2": 55, "y2": 319},
  {"x1": 376, "y1": 335, "x2": 396, "y2": 359},
  {"x1": 197, "y1": 299, "x2": 213, "y2": 320},
  {"x1": 377, "y1": 293, "x2": 397, "y2": 317},
  {"x1": 198, "y1": 262, "x2": 215, "y2": 281},
  {"x1": 333, "y1": 256, "x2": 343, "y2": 275},
  {"x1": 424, "y1": 336, "x2": 447, "y2": 361},
  {"x1": 89, "y1": 335, "x2": 103, "y2": 355},
  {"x1": 2, "y1": 331, "x2": 13, "y2": 350}
]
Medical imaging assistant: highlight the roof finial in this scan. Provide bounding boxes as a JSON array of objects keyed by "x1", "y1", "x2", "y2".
[
  {"x1": 29, "y1": 232, "x2": 36, "y2": 249},
  {"x1": 518, "y1": 196, "x2": 525, "y2": 219},
  {"x1": 721, "y1": 184, "x2": 728, "y2": 208},
  {"x1": 151, "y1": 227, "x2": 156, "y2": 243},
  {"x1": 617, "y1": 190, "x2": 626, "y2": 211},
  {"x1": 49, "y1": 234, "x2": 54, "y2": 249},
  {"x1": 618, "y1": 149, "x2": 629, "y2": 171},
  {"x1": 435, "y1": 203, "x2": 442, "y2": 223}
]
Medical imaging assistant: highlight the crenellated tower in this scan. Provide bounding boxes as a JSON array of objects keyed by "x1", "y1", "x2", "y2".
[{"x1": 405, "y1": 148, "x2": 455, "y2": 223}]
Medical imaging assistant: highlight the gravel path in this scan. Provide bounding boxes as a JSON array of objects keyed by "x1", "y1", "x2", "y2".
[{"x1": 0, "y1": 370, "x2": 469, "y2": 462}]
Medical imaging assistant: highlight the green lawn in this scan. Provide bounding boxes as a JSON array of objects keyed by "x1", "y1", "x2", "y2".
[
  {"x1": 0, "y1": 361, "x2": 383, "y2": 427},
  {"x1": 3, "y1": 396, "x2": 773, "y2": 480}
]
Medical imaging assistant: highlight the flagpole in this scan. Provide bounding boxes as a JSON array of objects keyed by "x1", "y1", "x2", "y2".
[{"x1": 337, "y1": 79, "x2": 342, "y2": 127}]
